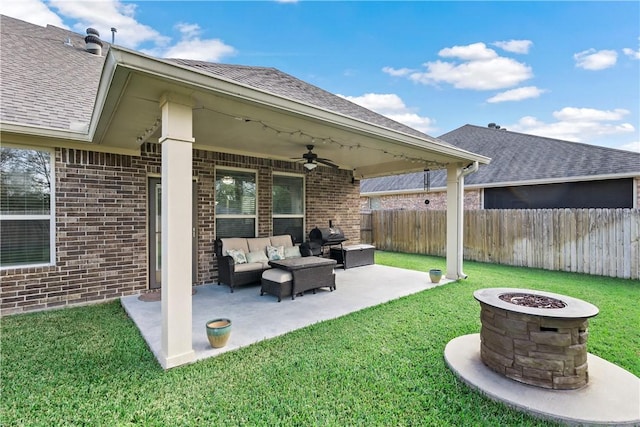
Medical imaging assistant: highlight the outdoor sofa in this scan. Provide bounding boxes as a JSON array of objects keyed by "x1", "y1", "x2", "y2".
[{"x1": 214, "y1": 235, "x2": 305, "y2": 292}]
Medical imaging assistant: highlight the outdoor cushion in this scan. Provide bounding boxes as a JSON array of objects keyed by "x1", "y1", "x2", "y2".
[
  {"x1": 234, "y1": 262, "x2": 264, "y2": 273},
  {"x1": 262, "y1": 268, "x2": 293, "y2": 283},
  {"x1": 247, "y1": 237, "x2": 271, "y2": 254},
  {"x1": 270, "y1": 235, "x2": 294, "y2": 248},
  {"x1": 267, "y1": 245, "x2": 285, "y2": 261},
  {"x1": 284, "y1": 245, "x2": 302, "y2": 259},
  {"x1": 226, "y1": 249, "x2": 247, "y2": 264},
  {"x1": 246, "y1": 250, "x2": 269, "y2": 264},
  {"x1": 221, "y1": 238, "x2": 249, "y2": 256}
]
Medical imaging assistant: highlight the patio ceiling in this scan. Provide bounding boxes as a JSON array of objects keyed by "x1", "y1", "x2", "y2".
[{"x1": 91, "y1": 47, "x2": 489, "y2": 179}]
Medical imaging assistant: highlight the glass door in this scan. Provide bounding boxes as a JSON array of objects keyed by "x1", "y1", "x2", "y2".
[{"x1": 148, "y1": 177, "x2": 197, "y2": 289}]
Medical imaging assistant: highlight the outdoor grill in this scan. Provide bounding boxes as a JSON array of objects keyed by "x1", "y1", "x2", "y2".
[{"x1": 307, "y1": 221, "x2": 348, "y2": 256}]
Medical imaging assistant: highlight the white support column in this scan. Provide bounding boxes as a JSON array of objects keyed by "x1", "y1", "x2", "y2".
[
  {"x1": 159, "y1": 93, "x2": 195, "y2": 369},
  {"x1": 446, "y1": 163, "x2": 465, "y2": 280}
]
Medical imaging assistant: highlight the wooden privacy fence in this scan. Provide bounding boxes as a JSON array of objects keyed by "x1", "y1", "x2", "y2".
[{"x1": 362, "y1": 209, "x2": 640, "y2": 280}]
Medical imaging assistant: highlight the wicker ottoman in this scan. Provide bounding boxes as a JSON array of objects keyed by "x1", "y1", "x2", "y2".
[{"x1": 260, "y1": 269, "x2": 293, "y2": 302}]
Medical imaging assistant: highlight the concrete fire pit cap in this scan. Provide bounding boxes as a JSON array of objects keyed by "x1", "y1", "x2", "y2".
[{"x1": 474, "y1": 288, "x2": 599, "y2": 319}]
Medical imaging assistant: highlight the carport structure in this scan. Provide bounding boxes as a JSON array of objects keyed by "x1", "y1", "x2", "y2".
[{"x1": 44, "y1": 45, "x2": 490, "y2": 368}]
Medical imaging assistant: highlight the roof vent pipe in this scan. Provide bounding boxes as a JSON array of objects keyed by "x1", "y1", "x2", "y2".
[{"x1": 85, "y1": 27, "x2": 103, "y2": 55}]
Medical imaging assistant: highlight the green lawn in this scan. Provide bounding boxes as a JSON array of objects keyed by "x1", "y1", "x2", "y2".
[{"x1": 2, "y1": 252, "x2": 638, "y2": 426}]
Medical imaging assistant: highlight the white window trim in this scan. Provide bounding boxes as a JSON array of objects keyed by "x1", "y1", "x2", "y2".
[
  {"x1": 215, "y1": 166, "x2": 258, "y2": 237},
  {"x1": 272, "y1": 172, "x2": 305, "y2": 241},
  {"x1": 0, "y1": 146, "x2": 55, "y2": 270}
]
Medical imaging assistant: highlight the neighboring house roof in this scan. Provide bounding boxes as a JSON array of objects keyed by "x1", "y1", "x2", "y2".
[
  {"x1": 361, "y1": 124, "x2": 640, "y2": 194},
  {"x1": 0, "y1": 15, "x2": 451, "y2": 148}
]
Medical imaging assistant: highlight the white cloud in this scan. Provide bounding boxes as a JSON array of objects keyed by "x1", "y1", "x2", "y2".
[
  {"x1": 146, "y1": 22, "x2": 236, "y2": 61},
  {"x1": 487, "y1": 86, "x2": 546, "y2": 103},
  {"x1": 382, "y1": 66, "x2": 414, "y2": 77},
  {"x1": 553, "y1": 107, "x2": 630, "y2": 122},
  {"x1": 337, "y1": 93, "x2": 436, "y2": 134},
  {"x1": 1, "y1": 0, "x2": 236, "y2": 61},
  {"x1": 619, "y1": 141, "x2": 640, "y2": 152},
  {"x1": 438, "y1": 42, "x2": 498, "y2": 60},
  {"x1": 390, "y1": 42, "x2": 533, "y2": 90},
  {"x1": 410, "y1": 56, "x2": 533, "y2": 90},
  {"x1": 574, "y1": 49, "x2": 618, "y2": 70},
  {"x1": 493, "y1": 40, "x2": 533, "y2": 54},
  {"x1": 623, "y1": 47, "x2": 640, "y2": 60},
  {"x1": 508, "y1": 107, "x2": 635, "y2": 143},
  {"x1": 0, "y1": 0, "x2": 67, "y2": 28}
]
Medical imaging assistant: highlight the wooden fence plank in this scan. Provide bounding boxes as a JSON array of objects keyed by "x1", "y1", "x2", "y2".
[{"x1": 367, "y1": 208, "x2": 639, "y2": 279}]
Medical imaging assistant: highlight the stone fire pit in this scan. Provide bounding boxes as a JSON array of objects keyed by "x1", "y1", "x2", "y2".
[{"x1": 474, "y1": 288, "x2": 599, "y2": 390}]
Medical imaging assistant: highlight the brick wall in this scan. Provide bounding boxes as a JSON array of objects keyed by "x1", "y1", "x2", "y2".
[
  {"x1": 360, "y1": 189, "x2": 482, "y2": 211},
  {"x1": 1, "y1": 144, "x2": 358, "y2": 315}
]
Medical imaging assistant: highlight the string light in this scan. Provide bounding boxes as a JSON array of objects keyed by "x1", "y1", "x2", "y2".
[
  {"x1": 193, "y1": 105, "x2": 446, "y2": 169},
  {"x1": 136, "y1": 118, "x2": 161, "y2": 144}
]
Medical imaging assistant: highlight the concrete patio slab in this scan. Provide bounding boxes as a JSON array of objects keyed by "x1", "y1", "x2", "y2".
[
  {"x1": 445, "y1": 333, "x2": 640, "y2": 426},
  {"x1": 121, "y1": 264, "x2": 451, "y2": 367}
]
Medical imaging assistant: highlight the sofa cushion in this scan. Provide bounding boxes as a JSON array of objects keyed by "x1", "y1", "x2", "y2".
[
  {"x1": 234, "y1": 262, "x2": 264, "y2": 273},
  {"x1": 247, "y1": 237, "x2": 271, "y2": 254},
  {"x1": 284, "y1": 245, "x2": 302, "y2": 259},
  {"x1": 221, "y1": 238, "x2": 249, "y2": 256},
  {"x1": 226, "y1": 248, "x2": 247, "y2": 264},
  {"x1": 270, "y1": 235, "x2": 293, "y2": 248},
  {"x1": 246, "y1": 250, "x2": 269, "y2": 264},
  {"x1": 267, "y1": 245, "x2": 285, "y2": 261}
]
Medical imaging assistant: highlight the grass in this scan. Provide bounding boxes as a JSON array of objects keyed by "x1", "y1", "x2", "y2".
[{"x1": 2, "y1": 252, "x2": 638, "y2": 426}]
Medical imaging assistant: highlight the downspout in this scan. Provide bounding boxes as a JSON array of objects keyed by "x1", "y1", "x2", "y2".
[{"x1": 456, "y1": 161, "x2": 479, "y2": 279}]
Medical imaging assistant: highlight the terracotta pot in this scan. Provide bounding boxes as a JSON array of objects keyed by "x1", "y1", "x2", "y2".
[{"x1": 206, "y1": 318, "x2": 232, "y2": 348}]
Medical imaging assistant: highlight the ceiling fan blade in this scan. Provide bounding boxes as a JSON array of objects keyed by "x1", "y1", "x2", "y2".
[{"x1": 316, "y1": 158, "x2": 339, "y2": 168}]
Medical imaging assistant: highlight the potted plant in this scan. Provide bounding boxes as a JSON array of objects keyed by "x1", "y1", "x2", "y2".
[
  {"x1": 206, "y1": 318, "x2": 232, "y2": 348},
  {"x1": 429, "y1": 269, "x2": 443, "y2": 284}
]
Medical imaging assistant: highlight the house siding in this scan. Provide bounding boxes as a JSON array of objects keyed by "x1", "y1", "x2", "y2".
[
  {"x1": 360, "y1": 189, "x2": 482, "y2": 211},
  {"x1": 1, "y1": 143, "x2": 359, "y2": 316}
]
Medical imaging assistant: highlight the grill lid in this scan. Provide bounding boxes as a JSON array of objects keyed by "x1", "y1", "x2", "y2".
[{"x1": 309, "y1": 226, "x2": 347, "y2": 244}]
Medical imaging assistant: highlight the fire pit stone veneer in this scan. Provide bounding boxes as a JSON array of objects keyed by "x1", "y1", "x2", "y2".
[{"x1": 474, "y1": 288, "x2": 599, "y2": 390}]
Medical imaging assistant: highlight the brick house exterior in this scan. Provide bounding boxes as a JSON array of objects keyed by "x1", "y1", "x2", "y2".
[
  {"x1": 1, "y1": 15, "x2": 487, "y2": 325},
  {"x1": 1, "y1": 144, "x2": 358, "y2": 315}
]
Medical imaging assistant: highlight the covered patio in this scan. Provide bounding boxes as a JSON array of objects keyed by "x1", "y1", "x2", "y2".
[
  {"x1": 90, "y1": 46, "x2": 489, "y2": 368},
  {"x1": 121, "y1": 264, "x2": 453, "y2": 364}
]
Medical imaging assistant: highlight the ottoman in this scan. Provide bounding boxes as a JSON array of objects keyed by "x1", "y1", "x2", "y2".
[{"x1": 260, "y1": 269, "x2": 293, "y2": 302}]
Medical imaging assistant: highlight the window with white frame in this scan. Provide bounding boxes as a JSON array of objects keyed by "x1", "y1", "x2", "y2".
[
  {"x1": 272, "y1": 174, "x2": 304, "y2": 244},
  {"x1": 0, "y1": 146, "x2": 55, "y2": 268},
  {"x1": 215, "y1": 168, "x2": 257, "y2": 238}
]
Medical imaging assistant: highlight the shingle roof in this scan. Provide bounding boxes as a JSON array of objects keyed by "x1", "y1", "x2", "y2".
[
  {"x1": 0, "y1": 15, "x2": 108, "y2": 131},
  {"x1": 360, "y1": 124, "x2": 640, "y2": 193},
  {"x1": 168, "y1": 59, "x2": 435, "y2": 140},
  {"x1": 1, "y1": 15, "x2": 443, "y2": 145}
]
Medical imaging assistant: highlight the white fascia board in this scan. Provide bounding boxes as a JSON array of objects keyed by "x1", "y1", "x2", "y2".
[
  {"x1": 0, "y1": 121, "x2": 91, "y2": 142},
  {"x1": 478, "y1": 173, "x2": 640, "y2": 189},
  {"x1": 360, "y1": 173, "x2": 640, "y2": 197},
  {"x1": 101, "y1": 47, "x2": 490, "y2": 165}
]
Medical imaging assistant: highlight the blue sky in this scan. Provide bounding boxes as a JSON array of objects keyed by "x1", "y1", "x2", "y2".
[{"x1": 2, "y1": 1, "x2": 639, "y2": 152}]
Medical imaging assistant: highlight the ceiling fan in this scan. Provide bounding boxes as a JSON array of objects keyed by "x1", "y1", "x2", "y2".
[{"x1": 293, "y1": 145, "x2": 339, "y2": 170}]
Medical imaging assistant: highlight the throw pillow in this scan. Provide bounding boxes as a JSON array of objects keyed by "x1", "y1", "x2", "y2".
[
  {"x1": 246, "y1": 250, "x2": 269, "y2": 264},
  {"x1": 284, "y1": 245, "x2": 302, "y2": 259},
  {"x1": 266, "y1": 245, "x2": 285, "y2": 261},
  {"x1": 226, "y1": 248, "x2": 247, "y2": 264}
]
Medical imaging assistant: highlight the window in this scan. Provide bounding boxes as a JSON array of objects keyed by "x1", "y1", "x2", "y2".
[
  {"x1": 1, "y1": 146, "x2": 54, "y2": 268},
  {"x1": 273, "y1": 174, "x2": 304, "y2": 243},
  {"x1": 215, "y1": 168, "x2": 257, "y2": 238}
]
